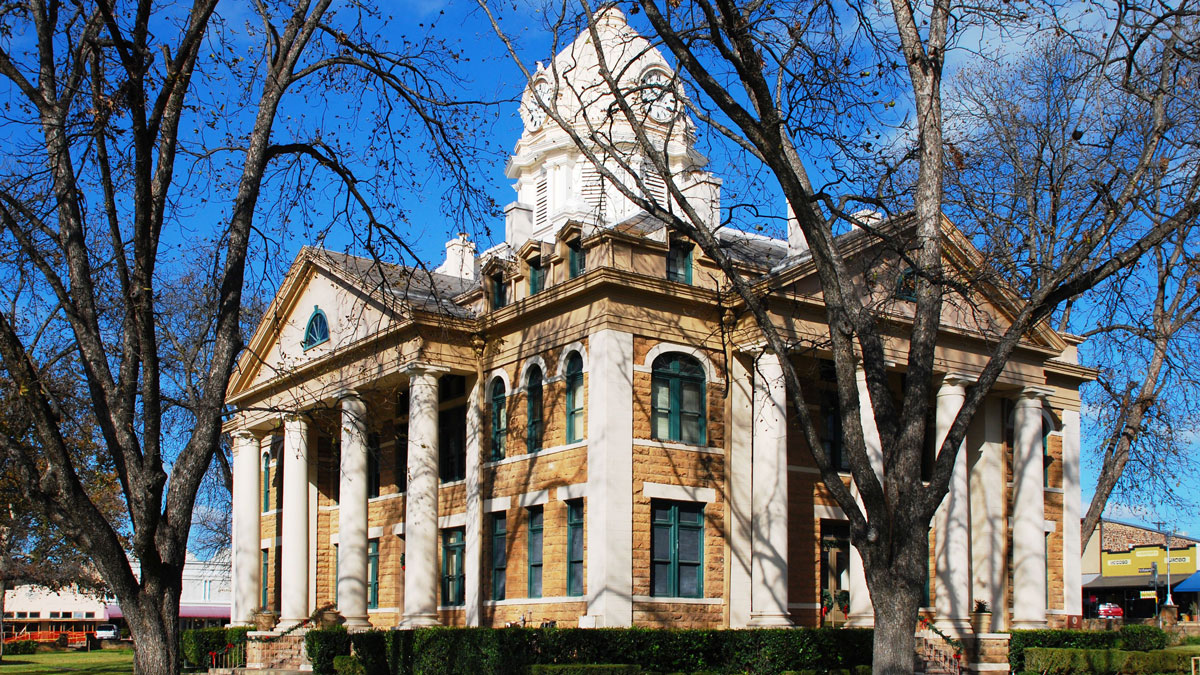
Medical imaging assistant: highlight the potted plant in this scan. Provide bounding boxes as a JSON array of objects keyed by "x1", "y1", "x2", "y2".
[
  {"x1": 253, "y1": 609, "x2": 279, "y2": 632},
  {"x1": 971, "y1": 599, "x2": 992, "y2": 633},
  {"x1": 319, "y1": 608, "x2": 344, "y2": 629}
]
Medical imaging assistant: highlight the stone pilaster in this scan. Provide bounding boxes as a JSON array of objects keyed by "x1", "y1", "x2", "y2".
[
  {"x1": 465, "y1": 376, "x2": 484, "y2": 626},
  {"x1": 1061, "y1": 408, "x2": 1082, "y2": 617},
  {"x1": 727, "y1": 354, "x2": 753, "y2": 628},
  {"x1": 749, "y1": 350, "x2": 791, "y2": 626}
]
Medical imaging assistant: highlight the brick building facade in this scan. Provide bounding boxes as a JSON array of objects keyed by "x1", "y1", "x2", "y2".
[{"x1": 224, "y1": 7, "x2": 1089, "y2": 642}]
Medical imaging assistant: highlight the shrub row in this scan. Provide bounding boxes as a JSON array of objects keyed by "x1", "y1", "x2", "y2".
[
  {"x1": 303, "y1": 626, "x2": 873, "y2": 675},
  {"x1": 2, "y1": 640, "x2": 38, "y2": 655},
  {"x1": 180, "y1": 626, "x2": 252, "y2": 668},
  {"x1": 1009, "y1": 626, "x2": 1168, "y2": 671},
  {"x1": 1023, "y1": 646, "x2": 1193, "y2": 674}
]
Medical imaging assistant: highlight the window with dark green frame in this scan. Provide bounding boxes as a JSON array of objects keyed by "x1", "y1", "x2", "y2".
[
  {"x1": 820, "y1": 392, "x2": 849, "y2": 471},
  {"x1": 367, "y1": 433, "x2": 381, "y2": 499},
  {"x1": 395, "y1": 424, "x2": 408, "y2": 493},
  {"x1": 895, "y1": 267, "x2": 918, "y2": 302},
  {"x1": 528, "y1": 257, "x2": 545, "y2": 295},
  {"x1": 367, "y1": 539, "x2": 379, "y2": 609},
  {"x1": 491, "y1": 273, "x2": 508, "y2": 310},
  {"x1": 439, "y1": 406, "x2": 466, "y2": 483},
  {"x1": 303, "y1": 306, "x2": 330, "y2": 349},
  {"x1": 650, "y1": 353, "x2": 706, "y2": 445},
  {"x1": 527, "y1": 506, "x2": 543, "y2": 598},
  {"x1": 491, "y1": 378, "x2": 507, "y2": 461},
  {"x1": 667, "y1": 240, "x2": 693, "y2": 285},
  {"x1": 650, "y1": 500, "x2": 703, "y2": 598},
  {"x1": 261, "y1": 453, "x2": 271, "y2": 512},
  {"x1": 526, "y1": 366, "x2": 543, "y2": 453},
  {"x1": 442, "y1": 528, "x2": 465, "y2": 606},
  {"x1": 567, "y1": 500, "x2": 584, "y2": 597},
  {"x1": 565, "y1": 353, "x2": 584, "y2": 443},
  {"x1": 260, "y1": 549, "x2": 269, "y2": 609},
  {"x1": 568, "y1": 240, "x2": 585, "y2": 278},
  {"x1": 491, "y1": 513, "x2": 507, "y2": 600}
]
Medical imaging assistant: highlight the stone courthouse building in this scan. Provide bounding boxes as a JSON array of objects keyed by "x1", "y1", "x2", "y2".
[{"x1": 224, "y1": 8, "x2": 1088, "y2": 641}]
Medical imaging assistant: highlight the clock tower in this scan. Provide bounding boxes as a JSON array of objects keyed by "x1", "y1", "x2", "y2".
[{"x1": 503, "y1": 7, "x2": 721, "y2": 248}]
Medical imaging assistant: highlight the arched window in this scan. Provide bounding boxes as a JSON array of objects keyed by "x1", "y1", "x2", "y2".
[
  {"x1": 303, "y1": 306, "x2": 329, "y2": 349},
  {"x1": 526, "y1": 365, "x2": 543, "y2": 453},
  {"x1": 491, "y1": 378, "x2": 507, "y2": 461},
  {"x1": 651, "y1": 353, "x2": 706, "y2": 445},
  {"x1": 565, "y1": 353, "x2": 584, "y2": 443}
]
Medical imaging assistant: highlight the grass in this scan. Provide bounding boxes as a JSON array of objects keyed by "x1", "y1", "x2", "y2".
[{"x1": 0, "y1": 648, "x2": 133, "y2": 674}]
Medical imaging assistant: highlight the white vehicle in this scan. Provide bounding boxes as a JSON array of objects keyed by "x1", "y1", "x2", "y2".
[{"x1": 95, "y1": 624, "x2": 118, "y2": 640}]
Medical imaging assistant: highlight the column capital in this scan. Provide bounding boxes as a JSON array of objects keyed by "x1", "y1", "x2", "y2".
[
  {"x1": 401, "y1": 361, "x2": 450, "y2": 379},
  {"x1": 939, "y1": 372, "x2": 975, "y2": 391},
  {"x1": 232, "y1": 429, "x2": 260, "y2": 442},
  {"x1": 1018, "y1": 385, "x2": 1055, "y2": 403},
  {"x1": 334, "y1": 388, "x2": 366, "y2": 404},
  {"x1": 282, "y1": 412, "x2": 308, "y2": 424}
]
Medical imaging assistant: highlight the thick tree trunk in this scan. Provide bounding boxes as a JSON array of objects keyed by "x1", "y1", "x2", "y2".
[
  {"x1": 864, "y1": 532, "x2": 927, "y2": 675},
  {"x1": 125, "y1": 584, "x2": 183, "y2": 675}
]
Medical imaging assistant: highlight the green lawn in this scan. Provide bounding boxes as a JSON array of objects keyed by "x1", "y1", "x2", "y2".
[{"x1": 0, "y1": 648, "x2": 133, "y2": 674}]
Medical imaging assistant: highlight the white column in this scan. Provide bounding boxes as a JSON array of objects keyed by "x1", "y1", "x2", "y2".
[
  {"x1": 728, "y1": 355, "x2": 754, "y2": 627},
  {"x1": 1012, "y1": 388, "x2": 1049, "y2": 628},
  {"x1": 934, "y1": 375, "x2": 972, "y2": 634},
  {"x1": 582, "y1": 329, "x2": 633, "y2": 628},
  {"x1": 464, "y1": 377, "x2": 484, "y2": 626},
  {"x1": 846, "y1": 367, "x2": 883, "y2": 628},
  {"x1": 337, "y1": 393, "x2": 371, "y2": 628},
  {"x1": 750, "y1": 350, "x2": 791, "y2": 626},
  {"x1": 970, "y1": 398, "x2": 1007, "y2": 631},
  {"x1": 1062, "y1": 408, "x2": 1082, "y2": 617},
  {"x1": 403, "y1": 366, "x2": 441, "y2": 627},
  {"x1": 230, "y1": 430, "x2": 261, "y2": 626},
  {"x1": 278, "y1": 414, "x2": 311, "y2": 629}
]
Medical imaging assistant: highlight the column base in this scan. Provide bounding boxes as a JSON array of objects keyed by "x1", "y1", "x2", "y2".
[
  {"x1": 226, "y1": 620, "x2": 253, "y2": 628},
  {"x1": 1011, "y1": 619, "x2": 1047, "y2": 630},
  {"x1": 401, "y1": 613, "x2": 441, "y2": 628},
  {"x1": 342, "y1": 615, "x2": 371, "y2": 629},
  {"x1": 844, "y1": 613, "x2": 875, "y2": 628},
  {"x1": 273, "y1": 618, "x2": 306, "y2": 632},
  {"x1": 748, "y1": 611, "x2": 794, "y2": 627},
  {"x1": 933, "y1": 617, "x2": 973, "y2": 637}
]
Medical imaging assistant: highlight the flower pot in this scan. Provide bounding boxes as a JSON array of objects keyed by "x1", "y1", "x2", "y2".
[
  {"x1": 970, "y1": 611, "x2": 992, "y2": 633},
  {"x1": 253, "y1": 610, "x2": 279, "y2": 632},
  {"x1": 319, "y1": 610, "x2": 345, "y2": 629}
]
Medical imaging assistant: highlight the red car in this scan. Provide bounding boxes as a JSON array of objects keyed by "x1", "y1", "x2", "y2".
[{"x1": 1099, "y1": 603, "x2": 1124, "y2": 618}]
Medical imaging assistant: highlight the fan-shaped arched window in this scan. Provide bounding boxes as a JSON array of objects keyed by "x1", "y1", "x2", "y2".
[
  {"x1": 491, "y1": 378, "x2": 507, "y2": 461},
  {"x1": 651, "y1": 353, "x2": 706, "y2": 445},
  {"x1": 526, "y1": 366, "x2": 543, "y2": 453},
  {"x1": 303, "y1": 307, "x2": 329, "y2": 349},
  {"x1": 565, "y1": 353, "x2": 584, "y2": 443}
]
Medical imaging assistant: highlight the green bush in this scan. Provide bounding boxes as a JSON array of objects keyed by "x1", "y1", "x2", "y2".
[
  {"x1": 349, "y1": 629, "x2": 389, "y2": 675},
  {"x1": 1009, "y1": 629, "x2": 1122, "y2": 671},
  {"x1": 3, "y1": 640, "x2": 38, "y2": 655},
  {"x1": 305, "y1": 625, "x2": 351, "y2": 675},
  {"x1": 1118, "y1": 625, "x2": 1168, "y2": 651},
  {"x1": 1024, "y1": 646, "x2": 1194, "y2": 674},
  {"x1": 532, "y1": 662, "x2": 648, "y2": 667},
  {"x1": 180, "y1": 626, "x2": 253, "y2": 668},
  {"x1": 333, "y1": 654, "x2": 365, "y2": 675}
]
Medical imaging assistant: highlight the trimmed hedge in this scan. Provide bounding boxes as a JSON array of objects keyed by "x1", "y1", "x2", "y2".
[
  {"x1": 350, "y1": 630, "x2": 391, "y2": 675},
  {"x1": 1024, "y1": 646, "x2": 1194, "y2": 674},
  {"x1": 1118, "y1": 625, "x2": 1168, "y2": 651},
  {"x1": 3, "y1": 640, "x2": 38, "y2": 655},
  {"x1": 181, "y1": 626, "x2": 252, "y2": 668},
  {"x1": 530, "y1": 667, "x2": 642, "y2": 674},
  {"x1": 378, "y1": 626, "x2": 872, "y2": 675},
  {"x1": 306, "y1": 625, "x2": 351, "y2": 675},
  {"x1": 335, "y1": 654, "x2": 366, "y2": 675},
  {"x1": 1009, "y1": 627, "x2": 1170, "y2": 671}
]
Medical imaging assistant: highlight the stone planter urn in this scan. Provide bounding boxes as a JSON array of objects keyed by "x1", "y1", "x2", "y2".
[
  {"x1": 971, "y1": 600, "x2": 992, "y2": 633},
  {"x1": 253, "y1": 610, "x2": 279, "y2": 632},
  {"x1": 319, "y1": 609, "x2": 345, "y2": 629}
]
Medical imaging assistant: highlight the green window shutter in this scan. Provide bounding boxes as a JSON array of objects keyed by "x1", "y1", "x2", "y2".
[
  {"x1": 528, "y1": 259, "x2": 544, "y2": 295},
  {"x1": 650, "y1": 354, "x2": 707, "y2": 445},
  {"x1": 650, "y1": 500, "x2": 704, "y2": 598},
  {"x1": 526, "y1": 367, "x2": 543, "y2": 452},
  {"x1": 367, "y1": 539, "x2": 379, "y2": 609},
  {"x1": 261, "y1": 549, "x2": 269, "y2": 609},
  {"x1": 491, "y1": 378, "x2": 507, "y2": 460},
  {"x1": 565, "y1": 354, "x2": 584, "y2": 443},
  {"x1": 492, "y1": 513, "x2": 507, "y2": 601},
  {"x1": 528, "y1": 506, "x2": 543, "y2": 598},
  {"x1": 442, "y1": 528, "x2": 465, "y2": 606},
  {"x1": 567, "y1": 500, "x2": 584, "y2": 596},
  {"x1": 261, "y1": 454, "x2": 270, "y2": 513},
  {"x1": 667, "y1": 241, "x2": 693, "y2": 285},
  {"x1": 568, "y1": 240, "x2": 585, "y2": 278}
]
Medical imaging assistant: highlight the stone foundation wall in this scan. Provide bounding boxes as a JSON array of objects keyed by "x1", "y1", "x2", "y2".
[{"x1": 246, "y1": 631, "x2": 308, "y2": 671}]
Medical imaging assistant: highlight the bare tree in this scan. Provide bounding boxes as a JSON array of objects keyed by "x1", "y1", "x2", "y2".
[
  {"x1": 0, "y1": 1, "x2": 488, "y2": 673},
  {"x1": 944, "y1": 35, "x2": 1200, "y2": 547},
  {"x1": 478, "y1": 1, "x2": 1200, "y2": 671}
]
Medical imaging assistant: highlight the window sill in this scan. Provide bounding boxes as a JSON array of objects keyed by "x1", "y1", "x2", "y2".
[
  {"x1": 632, "y1": 595, "x2": 721, "y2": 605},
  {"x1": 483, "y1": 596, "x2": 585, "y2": 606},
  {"x1": 634, "y1": 439, "x2": 722, "y2": 455},
  {"x1": 439, "y1": 479, "x2": 466, "y2": 488},
  {"x1": 484, "y1": 441, "x2": 587, "y2": 467}
]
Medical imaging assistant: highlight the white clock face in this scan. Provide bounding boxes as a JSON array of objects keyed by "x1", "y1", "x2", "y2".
[
  {"x1": 522, "y1": 81, "x2": 552, "y2": 130},
  {"x1": 640, "y1": 70, "x2": 678, "y2": 123}
]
